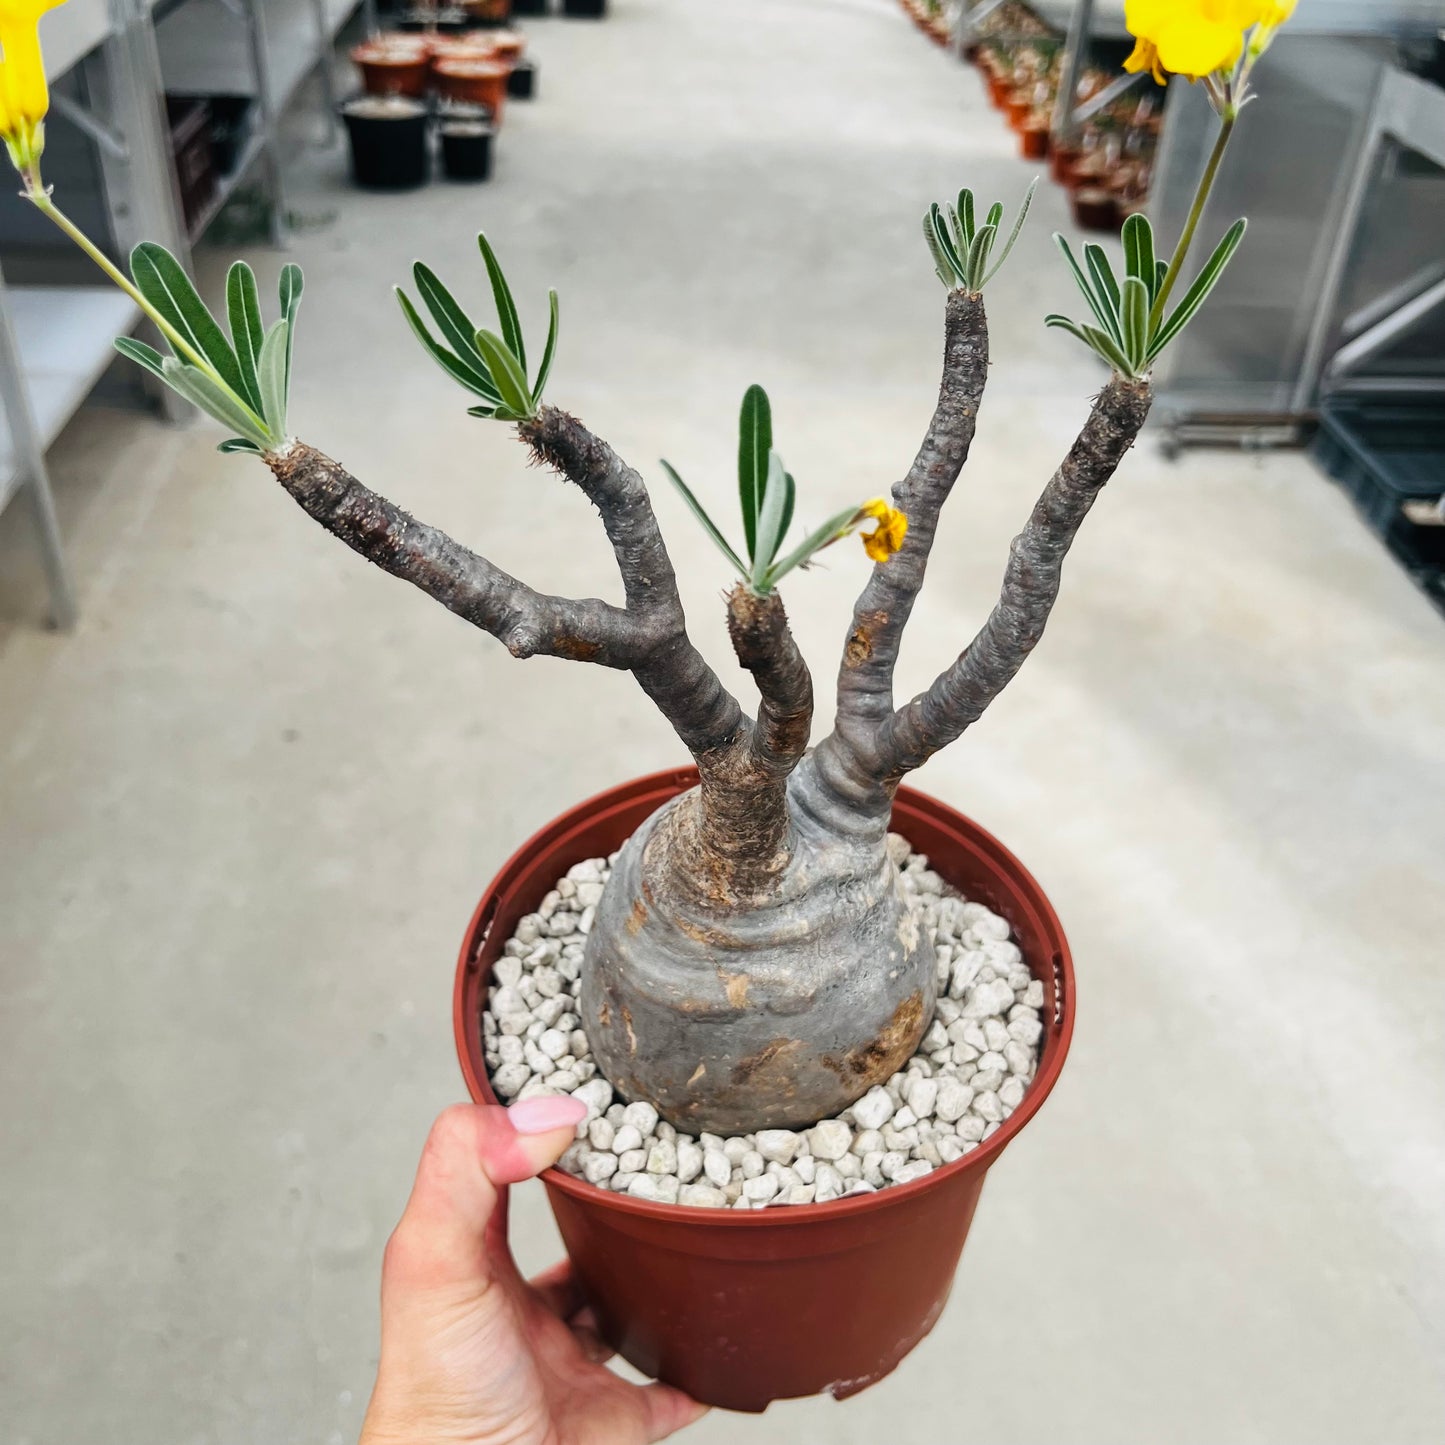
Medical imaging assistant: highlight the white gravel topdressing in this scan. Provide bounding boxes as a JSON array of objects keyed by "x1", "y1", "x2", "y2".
[{"x1": 482, "y1": 834, "x2": 1044, "y2": 1209}]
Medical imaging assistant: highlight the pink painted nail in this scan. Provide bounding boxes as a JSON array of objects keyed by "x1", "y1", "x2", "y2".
[{"x1": 508, "y1": 1095, "x2": 589, "y2": 1135}]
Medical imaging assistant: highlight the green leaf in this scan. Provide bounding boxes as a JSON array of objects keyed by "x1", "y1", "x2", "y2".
[
  {"x1": 1147, "y1": 218, "x2": 1247, "y2": 361},
  {"x1": 1054, "y1": 234, "x2": 1118, "y2": 338},
  {"x1": 1043, "y1": 312, "x2": 1093, "y2": 346},
  {"x1": 396, "y1": 288, "x2": 501, "y2": 402},
  {"x1": 737, "y1": 383, "x2": 772, "y2": 561},
  {"x1": 217, "y1": 437, "x2": 262, "y2": 454},
  {"x1": 958, "y1": 189, "x2": 976, "y2": 248},
  {"x1": 779, "y1": 470, "x2": 796, "y2": 553},
  {"x1": 414, "y1": 262, "x2": 491, "y2": 376},
  {"x1": 1084, "y1": 244, "x2": 1123, "y2": 343},
  {"x1": 278, "y1": 263, "x2": 303, "y2": 393},
  {"x1": 160, "y1": 357, "x2": 271, "y2": 447},
  {"x1": 113, "y1": 335, "x2": 167, "y2": 381},
  {"x1": 1120, "y1": 276, "x2": 1150, "y2": 371},
  {"x1": 131, "y1": 242, "x2": 248, "y2": 400},
  {"x1": 929, "y1": 204, "x2": 965, "y2": 278},
  {"x1": 966, "y1": 223, "x2": 996, "y2": 291},
  {"x1": 750, "y1": 450, "x2": 791, "y2": 585},
  {"x1": 226, "y1": 261, "x2": 265, "y2": 412},
  {"x1": 466, "y1": 405, "x2": 498, "y2": 419},
  {"x1": 1155, "y1": 258, "x2": 1169, "y2": 296},
  {"x1": 474, "y1": 328, "x2": 534, "y2": 417},
  {"x1": 923, "y1": 212, "x2": 958, "y2": 288},
  {"x1": 984, "y1": 201, "x2": 1004, "y2": 232},
  {"x1": 477, "y1": 233, "x2": 525, "y2": 373},
  {"x1": 257, "y1": 318, "x2": 289, "y2": 437},
  {"x1": 763, "y1": 503, "x2": 866, "y2": 588},
  {"x1": 945, "y1": 204, "x2": 967, "y2": 260},
  {"x1": 1081, "y1": 323, "x2": 1138, "y2": 378},
  {"x1": 1121, "y1": 212, "x2": 1155, "y2": 294},
  {"x1": 531, "y1": 289, "x2": 560, "y2": 405},
  {"x1": 660, "y1": 459, "x2": 747, "y2": 575},
  {"x1": 981, "y1": 176, "x2": 1037, "y2": 287}
]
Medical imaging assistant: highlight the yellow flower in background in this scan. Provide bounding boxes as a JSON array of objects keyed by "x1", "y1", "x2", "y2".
[
  {"x1": 0, "y1": 0, "x2": 67, "y2": 173},
  {"x1": 1124, "y1": 0, "x2": 1292, "y2": 84},
  {"x1": 859, "y1": 498, "x2": 908, "y2": 563}
]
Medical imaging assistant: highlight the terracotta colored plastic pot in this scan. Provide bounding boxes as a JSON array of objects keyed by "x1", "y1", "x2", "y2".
[
  {"x1": 482, "y1": 27, "x2": 526, "y2": 60},
  {"x1": 1050, "y1": 144, "x2": 1080, "y2": 184},
  {"x1": 1071, "y1": 185, "x2": 1122, "y2": 232},
  {"x1": 1019, "y1": 121, "x2": 1050, "y2": 160},
  {"x1": 351, "y1": 40, "x2": 432, "y2": 98},
  {"x1": 453, "y1": 768, "x2": 1075, "y2": 1412},
  {"x1": 433, "y1": 57, "x2": 510, "y2": 116}
]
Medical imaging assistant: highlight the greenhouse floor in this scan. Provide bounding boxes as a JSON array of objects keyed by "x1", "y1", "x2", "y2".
[{"x1": 2, "y1": 2, "x2": 1442, "y2": 1441}]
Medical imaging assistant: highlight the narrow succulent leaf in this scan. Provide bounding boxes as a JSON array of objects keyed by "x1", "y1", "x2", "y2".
[
  {"x1": 1155, "y1": 258, "x2": 1170, "y2": 297},
  {"x1": 160, "y1": 356, "x2": 271, "y2": 446},
  {"x1": 1147, "y1": 218, "x2": 1247, "y2": 361},
  {"x1": 966, "y1": 223, "x2": 996, "y2": 291},
  {"x1": 1121, "y1": 212, "x2": 1156, "y2": 292},
  {"x1": 660, "y1": 459, "x2": 747, "y2": 576},
  {"x1": 257, "y1": 318, "x2": 289, "y2": 437},
  {"x1": 750, "y1": 451, "x2": 791, "y2": 586},
  {"x1": 131, "y1": 242, "x2": 248, "y2": 398},
  {"x1": 779, "y1": 470, "x2": 796, "y2": 554},
  {"x1": 1084, "y1": 244, "x2": 1123, "y2": 342},
  {"x1": 474, "y1": 328, "x2": 535, "y2": 417},
  {"x1": 414, "y1": 262, "x2": 490, "y2": 373},
  {"x1": 959, "y1": 188, "x2": 976, "y2": 248},
  {"x1": 923, "y1": 214, "x2": 957, "y2": 288},
  {"x1": 929, "y1": 204, "x2": 965, "y2": 277},
  {"x1": 396, "y1": 289, "x2": 501, "y2": 401},
  {"x1": 477, "y1": 233, "x2": 525, "y2": 373},
  {"x1": 945, "y1": 204, "x2": 967, "y2": 259},
  {"x1": 531, "y1": 289, "x2": 560, "y2": 404},
  {"x1": 981, "y1": 175, "x2": 1038, "y2": 286},
  {"x1": 1054, "y1": 234, "x2": 1117, "y2": 337},
  {"x1": 1081, "y1": 323, "x2": 1139, "y2": 378},
  {"x1": 113, "y1": 335, "x2": 167, "y2": 380},
  {"x1": 492, "y1": 405, "x2": 529, "y2": 422},
  {"x1": 1120, "y1": 276, "x2": 1150, "y2": 372},
  {"x1": 1043, "y1": 312, "x2": 1094, "y2": 346},
  {"x1": 466, "y1": 404, "x2": 498, "y2": 419},
  {"x1": 225, "y1": 261, "x2": 265, "y2": 411},
  {"x1": 216, "y1": 437, "x2": 261, "y2": 454},
  {"x1": 737, "y1": 383, "x2": 772, "y2": 561},
  {"x1": 278, "y1": 264, "x2": 303, "y2": 392},
  {"x1": 984, "y1": 201, "x2": 1004, "y2": 231},
  {"x1": 763, "y1": 504, "x2": 867, "y2": 588}
]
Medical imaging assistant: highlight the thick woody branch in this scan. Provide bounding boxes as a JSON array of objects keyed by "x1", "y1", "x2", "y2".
[
  {"x1": 268, "y1": 441, "x2": 646, "y2": 665},
  {"x1": 727, "y1": 585, "x2": 813, "y2": 782},
  {"x1": 518, "y1": 406, "x2": 747, "y2": 761},
  {"x1": 874, "y1": 375, "x2": 1152, "y2": 778},
  {"x1": 833, "y1": 290, "x2": 990, "y2": 749}
]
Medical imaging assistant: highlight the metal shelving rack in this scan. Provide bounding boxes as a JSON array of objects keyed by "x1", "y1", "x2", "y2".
[{"x1": 0, "y1": 0, "x2": 370, "y2": 628}]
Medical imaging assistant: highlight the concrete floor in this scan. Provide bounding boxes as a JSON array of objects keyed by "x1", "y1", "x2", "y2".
[{"x1": 3, "y1": 1, "x2": 1444, "y2": 1440}]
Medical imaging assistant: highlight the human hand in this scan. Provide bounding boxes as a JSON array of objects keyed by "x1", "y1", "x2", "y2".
[{"x1": 360, "y1": 1100, "x2": 707, "y2": 1445}]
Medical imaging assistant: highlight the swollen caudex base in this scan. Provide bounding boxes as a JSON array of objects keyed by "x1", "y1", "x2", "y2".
[{"x1": 580, "y1": 787, "x2": 936, "y2": 1135}]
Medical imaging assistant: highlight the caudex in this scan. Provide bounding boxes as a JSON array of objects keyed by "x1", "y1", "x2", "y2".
[{"x1": 6, "y1": 0, "x2": 1291, "y2": 1133}]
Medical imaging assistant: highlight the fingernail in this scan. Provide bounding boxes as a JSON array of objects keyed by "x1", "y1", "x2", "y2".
[{"x1": 507, "y1": 1096, "x2": 589, "y2": 1135}]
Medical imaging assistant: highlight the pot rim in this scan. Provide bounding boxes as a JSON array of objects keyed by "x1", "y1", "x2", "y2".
[{"x1": 454, "y1": 766, "x2": 1075, "y2": 1227}]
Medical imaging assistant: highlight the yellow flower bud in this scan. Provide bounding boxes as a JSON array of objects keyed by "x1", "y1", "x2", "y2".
[{"x1": 859, "y1": 498, "x2": 908, "y2": 563}]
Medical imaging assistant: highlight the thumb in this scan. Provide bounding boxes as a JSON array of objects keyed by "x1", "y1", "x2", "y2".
[{"x1": 381, "y1": 1098, "x2": 586, "y2": 1298}]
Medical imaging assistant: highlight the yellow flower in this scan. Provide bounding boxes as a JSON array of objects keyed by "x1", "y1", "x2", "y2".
[
  {"x1": 1, "y1": 0, "x2": 67, "y2": 173},
  {"x1": 859, "y1": 498, "x2": 908, "y2": 563},
  {"x1": 1124, "y1": 0, "x2": 1285, "y2": 83}
]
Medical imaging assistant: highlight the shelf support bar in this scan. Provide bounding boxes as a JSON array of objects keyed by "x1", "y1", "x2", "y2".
[{"x1": 50, "y1": 92, "x2": 130, "y2": 160}]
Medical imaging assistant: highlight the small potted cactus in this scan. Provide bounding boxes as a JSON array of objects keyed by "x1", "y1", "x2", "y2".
[{"x1": 4, "y1": 0, "x2": 1292, "y2": 1413}]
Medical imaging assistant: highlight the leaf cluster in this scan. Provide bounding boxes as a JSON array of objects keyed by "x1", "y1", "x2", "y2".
[{"x1": 923, "y1": 179, "x2": 1037, "y2": 293}]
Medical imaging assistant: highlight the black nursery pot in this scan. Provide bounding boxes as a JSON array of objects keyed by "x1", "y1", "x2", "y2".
[
  {"x1": 341, "y1": 96, "x2": 430, "y2": 190},
  {"x1": 563, "y1": 0, "x2": 605, "y2": 16},
  {"x1": 507, "y1": 56, "x2": 537, "y2": 99},
  {"x1": 511, "y1": 0, "x2": 548, "y2": 14},
  {"x1": 440, "y1": 119, "x2": 495, "y2": 180}
]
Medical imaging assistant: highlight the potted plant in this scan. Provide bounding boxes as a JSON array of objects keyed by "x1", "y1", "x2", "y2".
[{"x1": 4, "y1": 0, "x2": 1292, "y2": 1414}]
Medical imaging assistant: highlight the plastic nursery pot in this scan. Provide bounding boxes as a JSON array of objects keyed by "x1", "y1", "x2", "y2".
[
  {"x1": 510, "y1": 0, "x2": 548, "y2": 14},
  {"x1": 433, "y1": 57, "x2": 511, "y2": 116},
  {"x1": 1071, "y1": 185, "x2": 1122, "y2": 232},
  {"x1": 454, "y1": 768, "x2": 1076, "y2": 1413},
  {"x1": 482, "y1": 27, "x2": 527, "y2": 60},
  {"x1": 1050, "y1": 144, "x2": 1081, "y2": 184},
  {"x1": 1019, "y1": 120, "x2": 1050, "y2": 160},
  {"x1": 341, "y1": 95, "x2": 430, "y2": 189},
  {"x1": 506, "y1": 55, "x2": 537, "y2": 99},
  {"x1": 440, "y1": 118, "x2": 495, "y2": 179},
  {"x1": 562, "y1": 0, "x2": 606, "y2": 16},
  {"x1": 350, "y1": 39, "x2": 432, "y2": 98}
]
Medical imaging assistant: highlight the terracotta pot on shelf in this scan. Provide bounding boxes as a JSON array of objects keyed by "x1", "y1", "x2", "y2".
[
  {"x1": 481, "y1": 27, "x2": 526, "y2": 60},
  {"x1": 433, "y1": 56, "x2": 511, "y2": 117},
  {"x1": 1071, "y1": 186, "x2": 1121, "y2": 232},
  {"x1": 350, "y1": 38, "x2": 432, "y2": 98},
  {"x1": 1050, "y1": 143, "x2": 1081, "y2": 184},
  {"x1": 452, "y1": 768, "x2": 1077, "y2": 1413},
  {"x1": 1019, "y1": 118, "x2": 1050, "y2": 160}
]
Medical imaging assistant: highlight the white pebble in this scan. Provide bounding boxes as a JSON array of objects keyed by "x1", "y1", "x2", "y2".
[
  {"x1": 743, "y1": 1174, "x2": 781, "y2": 1203},
  {"x1": 610, "y1": 1124, "x2": 643, "y2": 1155},
  {"x1": 893, "y1": 1160, "x2": 934, "y2": 1185},
  {"x1": 676, "y1": 1140, "x2": 703, "y2": 1184},
  {"x1": 852, "y1": 1087, "x2": 895, "y2": 1131},
  {"x1": 740, "y1": 1150, "x2": 765, "y2": 1179},
  {"x1": 973, "y1": 1091, "x2": 1003, "y2": 1123},
  {"x1": 622, "y1": 1101, "x2": 659, "y2": 1136},
  {"x1": 587, "y1": 1117, "x2": 615, "y2": 1151},
  {"x1": 618, "y1": 1148, "x2": 648, "y2": 1173},
  {"x1": 904, "y1": 1076, "x2": 938, "y2": 1119},
  {"x1": 491, "y1": 1063, "x2": 530, "y2": 1099},
  {"x1": 646, "y1": 1139, "x2": 678, "y2": 1176},
  {"x1": 807, "y1": 1119, "x2": 853, "y2": 1161},
  {"x1": 679, "y1": 1183, "x2": 727, "y2": 1207},
  {"x1": 755, "y1": 1129, "x2": 801, "y2": 1164},
  {"x1": 703, "y1": 1150, "x2": 731, "y2": 1188},
  {"x1": 935, "y1": 1078, "x2": 975, "y2": 1122},
  {"x1": 583, "y1": 1153, "x2": 618, "y2": 1185}
]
